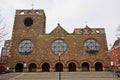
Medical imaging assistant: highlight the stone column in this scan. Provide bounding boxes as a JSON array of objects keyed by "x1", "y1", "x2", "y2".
[
  {"x1": 103, "y1": 67, "x2": 106, "y2": 71},
  {"x1": 12, "y1": 68, "x2": 15, "y2": 72},
  {"x1": 50, "y1": 67, "x2": 55, "y2": 72},
  {"x1": 79, "y1": 67, "x2": 82, "y2": 72},
  {"x1": 63, "y1": 67, "x2": 68, "y2": 72},
  {"x1": 39, "y1": 67, "x2": 42, "y2": 72},
  {"x1": 90, "y1": 67, "x2": 95, "y2": 71},
  {"x1": 76, "y1": 67, "x2": 80, "y2": 72},
  {"x1": 36, "y1": 68, "x2": 40, "y2": 72},
  {"x1": 23, "y1": 67, "x2": 27, "y2": 72}
]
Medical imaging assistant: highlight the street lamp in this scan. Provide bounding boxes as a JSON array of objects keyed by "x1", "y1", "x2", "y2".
[
  {"x1": 51, "y1": 39, "x2": 67, "y2": 80},
  {"x1": 58, "y1": 53, "x2": 61, "y2": 80}
]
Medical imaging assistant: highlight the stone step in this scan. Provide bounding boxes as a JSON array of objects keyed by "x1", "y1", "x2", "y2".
[
  {"x1": 0, "y1": 72, "x2": 118, "y2": 80},
  {"x1": 11, "y1": 72, "x2": 116, "y2": 80}
]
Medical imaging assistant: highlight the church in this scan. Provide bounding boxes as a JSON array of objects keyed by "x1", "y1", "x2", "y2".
[{"x1": 6, "y1": 9, "x2": 110, "y2": 72}]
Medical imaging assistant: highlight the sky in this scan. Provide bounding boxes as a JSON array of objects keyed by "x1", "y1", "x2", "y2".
[{"x1": 0, "y1": 0, "x2": 120, "y2": 51}]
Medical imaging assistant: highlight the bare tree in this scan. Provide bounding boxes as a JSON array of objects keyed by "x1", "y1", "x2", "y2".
[
  {"x1": 0, "y1": 12, "x2": 9, "y2": 47},
  {"x1": 116, "y1": 25, "x2": 120, "y2": 38}
]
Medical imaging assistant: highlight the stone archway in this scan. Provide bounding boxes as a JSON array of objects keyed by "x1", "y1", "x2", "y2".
[
  {"x1": 15, "y1": 63, "x2": 23, "y2": 72},
  {"x1": 81, "y1": 62, "x2": 90, "y2": 71},
  {"x1": 95, "y1": 62, "x2": 103, "y2": 71},
  {"x1": 28, "y1": 63, "x2": 37, "y2": 72},
  {"x1": 68, "y1": 62, "x2": 76, "y2": 72},
  {"x1": 55, "y1": 62, "x2": 63, "y2": 72},
  {"x1": 42, "y1": 63, "x2": 50, "y2": 72}
]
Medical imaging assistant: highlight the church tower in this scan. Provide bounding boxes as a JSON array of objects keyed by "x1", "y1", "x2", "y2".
[
  {"x1": 13, "y1": 9, "x2": 46, "y2": 34},
  {"x1": 7, "y1": 9, "x2": 46, "y2": 71}
]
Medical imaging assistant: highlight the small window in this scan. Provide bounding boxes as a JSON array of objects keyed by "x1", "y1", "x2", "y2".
[
  {"x1": 20, "y1": 11, "x2": 24, "y2": 15},
  {"x1": 87, "y1": 29, "x2": 92, "y2": 34},
  {"x1": 28, "y1": 11, "x2": 32, "y2": 14},
  {"x1": 96, "y1": 29, "x2": 100, "y2": 34},
  {"x1": 35, "y1": 11, "x2": 39, "y2": 14},
  {"x1": 80, "y1": 29, "x2": 84, "y2": 34},
  {"x1": 24, "y1": 18, "x2": 33, "y2": 26}
]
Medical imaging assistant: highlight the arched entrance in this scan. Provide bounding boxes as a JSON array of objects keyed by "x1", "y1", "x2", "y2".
[
  {"x1": 68, "y1": 62, "x2": 76, "y2": 71},
  {"x1": 55, "y1": 62, "x2": 63, "y2": 72},
  {"x1": 81, "y1": 62, "x2": 89, "y2": 71},
  {"x1": 42, "y1": 63, "x2": 50, "y2": 72},
  {"x1": 95, "y1": 62, "x2": 103, "y2": 71},
  {"x1": 15, "y1": 63, "x2": 23, "y2": 72},
  {"x1": 29, "y1": 63, "x2": 37, "y2": 72}
]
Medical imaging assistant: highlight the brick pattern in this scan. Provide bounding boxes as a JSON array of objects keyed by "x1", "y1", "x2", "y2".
[
  {"x1": 109, "y1": 39, "x2": 120, "y2": 70},
  {"x1": 0, "y1": 40, "x2": 11, "y2": 63}
]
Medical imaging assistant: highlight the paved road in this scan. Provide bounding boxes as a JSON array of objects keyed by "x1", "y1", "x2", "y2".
[{"x1": 0, "y1": 72, "x2": 119, "y2": 80}]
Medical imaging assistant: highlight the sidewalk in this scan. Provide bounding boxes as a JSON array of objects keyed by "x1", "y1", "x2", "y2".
[{"x1": 0, "y1": 72, "x2": 119, "y2": 80}]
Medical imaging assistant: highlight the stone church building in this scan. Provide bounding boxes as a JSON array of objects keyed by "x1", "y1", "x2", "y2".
[{"x1": 7, "y1": 9, "x2": 110, "y2": 72}]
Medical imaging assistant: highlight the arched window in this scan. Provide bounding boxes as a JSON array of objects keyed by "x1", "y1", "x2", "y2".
[
  {"x1": 42, "y1": 63, "x2": 50, "y2": 72},
  {"x1": 55, "y1": 62, "x2": 63, "y2": 72},
  {"x1": 81, "y1": 62, "x2": 90, "y2": 71},
  {"x1": 15, "y1": 63, "x2": 23, "y2": 72},
  {"x1": 95, "y1": 62, "x2": 103, "y2": 71},
  {"x1": 68, "y1": 62, "x2": 76, "y2": 71},
  {"x1": 29, "y1": 63, "x2": 37, "y2": 72}
]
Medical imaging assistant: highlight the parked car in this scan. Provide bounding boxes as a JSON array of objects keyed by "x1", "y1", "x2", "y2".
[
  {"x1": 115, "y1": 70, "x2": 120, "y2": 77},
  {"x1": 5, "y1": 67, "x2": 12, "y2": 73},
  {"x1": 0, "y1": 65, "x2": 6, "y2": 73}
]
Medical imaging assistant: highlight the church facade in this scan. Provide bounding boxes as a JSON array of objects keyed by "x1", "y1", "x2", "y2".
[{"x1": 7, "y1": 9, "x2": 110, "y2": 72}]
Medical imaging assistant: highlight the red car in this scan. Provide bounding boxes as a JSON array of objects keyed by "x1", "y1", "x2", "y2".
[{"x1": 0, "y1": 65, "x2": 6, "y2": 73}]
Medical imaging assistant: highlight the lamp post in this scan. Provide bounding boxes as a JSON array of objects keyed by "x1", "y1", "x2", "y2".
[
  {"x1": 51, "y1": 40, "x2": 67, "y2": 80},
  {"x1": 58, "y1": 53, "x2": 61, "y2": 80}
]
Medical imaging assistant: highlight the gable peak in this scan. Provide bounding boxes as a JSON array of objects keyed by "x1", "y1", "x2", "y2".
[
  {"x1": 57, "y1": 23, "x2": 61, "y2": 27},
  {"x1": 85, "y1": 25, "x2": 90, "y2": 29}
]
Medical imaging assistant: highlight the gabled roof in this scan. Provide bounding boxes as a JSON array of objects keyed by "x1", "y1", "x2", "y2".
[
  {"x1": 84, "y1": 25, "x2": 90, "y2": 29},
  {"x1": 112, "y1": 38, "x2": 120, "y2": 49},
  {"x1": 50, "y1": 23, "x2": 68, "y2": 35}
]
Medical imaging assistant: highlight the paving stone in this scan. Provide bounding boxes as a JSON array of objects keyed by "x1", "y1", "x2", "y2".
[{"x1": 0, "y1": 72, "x2": 119, "y2": 80}]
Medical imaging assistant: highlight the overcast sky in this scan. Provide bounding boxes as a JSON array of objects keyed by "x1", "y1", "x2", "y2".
[{"x1": 0, "y1": 0, "x2": 120, "y2": 50}]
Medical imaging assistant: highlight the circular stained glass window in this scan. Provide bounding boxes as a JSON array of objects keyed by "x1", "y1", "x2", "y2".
[
  {"x1": 19, "y1": 40, "x2": 34, "y2": 55},
  {"x1": 51, "y1": 40, "x2": 67, "y2": 55},
  {"x1": 84, "y1": 39, "x2": 99, "y2": 54},
  {"x1": 24, "y1": 17, "x2": 33, "y2": 26}
]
